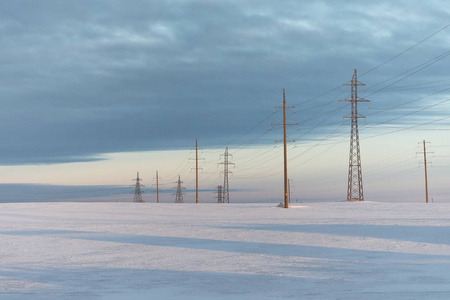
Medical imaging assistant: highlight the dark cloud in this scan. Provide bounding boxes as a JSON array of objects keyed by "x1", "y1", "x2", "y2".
[{"x1": 0, "y1": 0, "x2": 447, "y2": 164}]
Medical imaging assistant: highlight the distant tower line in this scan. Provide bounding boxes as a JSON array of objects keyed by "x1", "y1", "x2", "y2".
[
  {"x1": 271, "y1": 88, "x2": 298, "y2": 208},
  {"x1": 174, "y1": 175, "x2": 185, "y2": 203},
  {"x1": 339, "y1": 69, "x2": 370, "y2": 202},
  {"x1": 217, "y1": 185, "x2": 223, "y2": 203},
  {"x1": 288, "y1": 179, "x2": 291, "y2": 205},
  {"x1": 218, "y1": 147, "x2": 234, "y2": 203},
  {"x1": 132, "y1": 172, "x2": 144, "y2": 203}
]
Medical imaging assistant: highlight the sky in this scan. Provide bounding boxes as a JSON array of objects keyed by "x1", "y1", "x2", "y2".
[{"x1": 0, "y1": 0, "x2": 448, "y2": 203}]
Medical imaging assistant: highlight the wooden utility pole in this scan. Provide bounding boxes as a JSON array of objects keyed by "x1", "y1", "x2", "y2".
[
  {"x1": 156, "y1": 170, "x2": 159, "y2": 203},
  {"x1": 423, "y1": 140, "x2": 429, "y2": 204},
  {"x1": 190, "y1": 139, "x2": 204, "y2": 203},
  {"x1": 283, "y1": 91, "x2": 288, "y2": 208},
  {"x1": 196, "y1": 138, "x2": 199, "y2": 204},
  {"x1": 417, "y1": 140, "x2": 432, "y2": 203},
  {"x1": 272, "y1": 89, "x2": 298, "y2": 208}
]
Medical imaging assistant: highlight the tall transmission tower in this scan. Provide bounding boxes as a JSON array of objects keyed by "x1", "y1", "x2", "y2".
[
  {"x1": 339, "y1": 69, "x2": 370, "y2": 202},
  {"x1": 271, "y1": 88, "x2": 298, "y2": 208},
  {"x1": 132, "y1": 172, "x2": 145, "y2": 203},
  {"x1": 218, "y1": 147, "x2": 234, "y2": 203},
  {"x1": 174, "y1": 175, "x2": 185, "y2": 203},
  {"x1": 217, "y1": 185, "x2": 223, "y2": 203}
]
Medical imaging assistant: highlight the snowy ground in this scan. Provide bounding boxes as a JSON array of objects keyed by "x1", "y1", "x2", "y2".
[{"x1": 0, "y1": 202, "x2": 450, "y2": 299}]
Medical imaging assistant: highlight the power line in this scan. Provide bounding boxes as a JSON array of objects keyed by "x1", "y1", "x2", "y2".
[
  {"x1": 361, "y1": 22, "x2": 450, "y2": 77},
  {"x1": 366, "y1": 50, "x2": 450, "y2": 96}
]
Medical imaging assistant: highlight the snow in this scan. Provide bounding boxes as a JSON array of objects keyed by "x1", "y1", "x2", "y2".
[{"x1": 0, "y1": 202, "x2": 450, "y2": 299}]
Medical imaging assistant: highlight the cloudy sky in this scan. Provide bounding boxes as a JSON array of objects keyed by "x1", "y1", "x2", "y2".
[{"x1": 0, "y1": 0, "x2": 448, "y2": 202}]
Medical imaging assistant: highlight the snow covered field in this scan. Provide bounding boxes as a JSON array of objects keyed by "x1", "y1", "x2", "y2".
[{"x1": 0, "y1": 201, "x2": 450, "y2": 299}]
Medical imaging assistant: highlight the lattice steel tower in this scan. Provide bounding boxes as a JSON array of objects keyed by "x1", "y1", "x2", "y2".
[
  {"x1": 218, "y1": 147, "x2": 234, "y2": 203},
  {"x1": 174, "y1": 175, "x2": 184, "y2": 203},
  {"x1": 132, "y1": 172, "x2": 144, "y2": 203},
  {"x1": 339, "y1": 69, "x2": 370, "y2": 201}
]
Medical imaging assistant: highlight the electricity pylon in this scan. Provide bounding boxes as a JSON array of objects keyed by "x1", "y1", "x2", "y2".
[
  {"x1": 417, "y1": 140, "x2": 433, "y2": 203},
  {"x1": 132, "y1": 172, "x2": 145, "y2": 203},
  {"x1": 217, "y1": 185, "x2": 223, "y2": 203},
  {"x1": 271, "y1": 88, "x2": 298, "y2": 208},
  {"x1": 174, "y1": 175, "x2": 185, "y2": 203},
  {"x1": 218, "y1": 147, "x2": 234, "y2": 203},
  {"x1": 339, "y1": 69, "x2": 370, "y2": 202},
  {"x1": 189, "y1": 138, "x2": 204, "y2": 203}
]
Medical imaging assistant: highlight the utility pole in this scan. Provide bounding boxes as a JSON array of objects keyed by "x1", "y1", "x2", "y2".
[
  {"x1": 339, "y1": 69, "x2": 370, "y2": 202},
  {"x1": 424, "y1": 140, "x2": 429, "y2": 204},
  {"x1": 218, "y1": 147, "x2": 234, "y2": 203},
  {"x1": 174, "y1": 175, "x2": 185, "y2": 203},
  {"x1": 132, "y1": 172, "x2": 144, "y2": 203},
  {"x1": 217, "y1": 185, "x2": 223, "y2": 203},
  {"x1": 417, "y1": 140, "x2": 432, "y2": 203},
  {"x1": 189, "y1": 139, "x2": 204, "y2": 203},
  {"x1": 155, "y1": 170, "x2": 160, "y2": 203},
  {"x1": 196, "y1": 139, "x2": 199, "y2": 203},
  {"x1": 271, "y1": 88, "x2": 298, "y2": 208}
]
